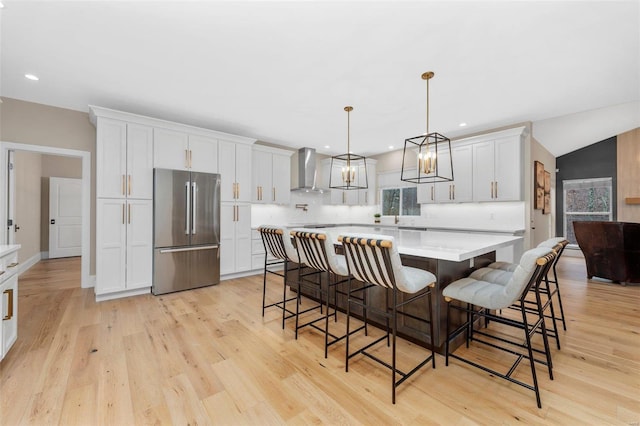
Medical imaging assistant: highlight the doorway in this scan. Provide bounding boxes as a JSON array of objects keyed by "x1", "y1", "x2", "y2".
[{"x1": 0, "y1": 142, "x2": 91, "y2": 288}]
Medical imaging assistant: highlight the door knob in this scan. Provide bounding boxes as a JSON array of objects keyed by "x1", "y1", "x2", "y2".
[
  {"x1": 14, "y1": 224, "x2": 20, "y2": 231},
  {"x1": 51, "y1": 219, "x2": 56, "y2": 225}
]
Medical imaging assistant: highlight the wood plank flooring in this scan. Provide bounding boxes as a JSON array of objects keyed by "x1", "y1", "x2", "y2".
[{"x1": 1, "y1": 256, "x2": 639, "y2": 425}]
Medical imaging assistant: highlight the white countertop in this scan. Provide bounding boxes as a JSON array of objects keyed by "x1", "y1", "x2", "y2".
[
  {"x1": 290, "y1": 226, "x2": 522, "y2": 262},
  {"x1": 0, "y1": 245, "x2": 21, "y2": 257}
]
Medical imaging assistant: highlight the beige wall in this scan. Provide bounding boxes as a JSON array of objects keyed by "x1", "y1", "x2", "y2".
[
  {"x1": 617, "y1": 127, "x2": 640, "y2": 223},
  {"x1": 14, "y1": 151, "x2": 42, "y2": 262},
  {"x1": 40, "y1": 155, "x2": 83, "y2": 252},
  {"x1": 529, "y1": 137, "x2": 556, "y2": 246},
  {"x1": 0, "y1": 98, "x2": 96, "y2": 273}
]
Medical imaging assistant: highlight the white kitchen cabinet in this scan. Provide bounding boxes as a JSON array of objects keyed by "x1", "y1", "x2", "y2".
[
  {"x1": 359, "y1": 160, "x2": 377, "y2": 206},
  {"x1": 472, "y1": 134, "x2": 522, "y2": 202},
  {"x1": 0, "y1": 245, "x2": 20, "y2": 362},
  {"x1": 154, "y1": 129, "x2": 218, "y2": 173},
  {"x1": 271, "y1": 152, "x2": 292, "y2": 204},
  {"x1": 220, "y1": 203, "x2": 252, "y2": 275},
  {"x1": 219, "y1": 140, "x2": 252, "y2": 203},
  {"x1": 96, "y1": 118, "x2": 153, "y2": 199},
  {"x1": 435, "y1": 144, "x2": 473, "y2": 203},
  {"x1": 96, "y1": 199, "x2": 153, "y2": 297},
  {"x1": 417, "y1": 183, "x2": 436, "y2": 204}
]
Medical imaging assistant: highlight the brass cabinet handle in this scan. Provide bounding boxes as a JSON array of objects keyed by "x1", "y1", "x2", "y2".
[
  {"x1": 3, "y1": 288, "x2": 13, "y2": 320},
  {"x1": 342, "y1": 192, "x2": 346, "y2": 204},
  {"x1": 490, "y1": 181, "x2": 494, "y2": 198},
  {"x1": 431, "y1": 186, "x2": 434, "y2": 201},
  {"x1": 128, "y1": 175, "x2": 132, "y2": 196},
  {"x1": 185, "y1": 149, "x2": 189, "y2": 169},
  {"x1": 449, "y1": 185, "x2": 452, "y2": 200},
  {"x1": 237, "y1": 183, "x2": 240, "y2": 199},
  {"x1": 257, "y1": 186, "x2": 260, "y2": 200},
  {"x1": 122, "y1": 204, "x2": 125, "y2": 224},
  {"x1": 128, "y1": 203, "x2": 131, "y2": 224},
  {"x1": 494, "y1": 181, "x2": 498, "y2": 198},
  {"x1": 6, "y1": 263, "x2": 18, "y2": 268},
  {"x1": 452, "y1": 184, "x2": 455, "y2": 200},
  {"x1": 189, "y1": 150, "x2": 193, "y2": 168},
  {"x1": 273, "y1": 187, "x2": 276, "y2": 201},
  {"x1": 122, "y1": 175, "x2": 126, "y2": 196}
]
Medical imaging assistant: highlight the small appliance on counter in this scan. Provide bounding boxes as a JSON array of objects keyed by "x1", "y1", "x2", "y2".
[{"x1": 152, "y1": 168, "x2": 221, "y2": 295}]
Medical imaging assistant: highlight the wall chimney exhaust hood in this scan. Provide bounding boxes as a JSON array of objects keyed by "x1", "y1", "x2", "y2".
[{"x1": 291, "y1": 147, "x2": 324, "y2": 193}]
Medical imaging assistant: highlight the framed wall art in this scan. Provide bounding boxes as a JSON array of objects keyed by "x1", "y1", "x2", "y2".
[
  {"x1": 543, "y1": 170, "x2": 551, "y2": 214},
  {"x1": 534, "y1": 160, "x2": 545, "y2": 210}
]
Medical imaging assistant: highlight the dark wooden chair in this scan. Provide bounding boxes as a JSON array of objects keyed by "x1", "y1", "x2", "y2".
[{"x1": 573, "y1": 221, "x2": 640, "y2": 285}]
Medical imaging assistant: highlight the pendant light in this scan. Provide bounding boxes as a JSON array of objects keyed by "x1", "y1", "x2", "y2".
[
  {"x1": 329, "y1": 106, "x2": 368, "y2": 190},
  {"x1": 400, "y1": 71, "x2": 454, "y2": 184}
]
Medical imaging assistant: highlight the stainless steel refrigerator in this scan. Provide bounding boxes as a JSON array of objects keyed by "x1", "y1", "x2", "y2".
[{"x1": 152, "y1": 168, "x2": 221, "y2": 295}]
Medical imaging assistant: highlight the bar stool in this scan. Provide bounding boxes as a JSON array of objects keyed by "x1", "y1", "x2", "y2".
[
  {"x1": 258, "y1": 226, "x2": 300, "y2": 329},
  {"x1": 290, "y1": 230, "x2": 364, "y2": 358},
  {"x1": 487, "y1": 238, "x2": 569, "y2": 348},
  {"x1": 443, "y1": 246, "x2": 556, "y2": 408},
  {"x1": 339, "y1": 233, "x2": 436, "y2": 404}
]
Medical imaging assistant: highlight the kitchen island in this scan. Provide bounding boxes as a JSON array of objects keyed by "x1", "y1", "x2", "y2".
[{"x1": 287, "y1": 226, "x2": 522, "y2": 353}]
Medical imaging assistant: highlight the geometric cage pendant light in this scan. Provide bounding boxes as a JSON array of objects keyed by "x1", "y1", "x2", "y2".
[
  {"x1": 329, "y1": 106, "x2": 368, "y2": 190},
  {"x1": 400, "y1": 71, "x2": 454, "y2": 184}
]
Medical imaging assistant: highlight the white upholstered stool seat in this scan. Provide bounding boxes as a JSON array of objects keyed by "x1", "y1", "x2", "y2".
[{"x1": 443, "y1": 246, "x2": 556, "y2": 408}]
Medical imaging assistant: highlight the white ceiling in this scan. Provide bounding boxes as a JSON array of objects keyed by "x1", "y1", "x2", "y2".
[{"x1": 1, "y1": 1, "x2": 639, "y2": 157}]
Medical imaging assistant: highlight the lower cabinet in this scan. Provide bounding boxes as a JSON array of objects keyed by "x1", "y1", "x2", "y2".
[
  {"x1": 220, "y1": 203, "x2": 252, "y2": 275},
  {"x1": 0, "y1": 246, "x2": 19, "y2": 361},
  {"x1": 96, "y1": 198, "x2": 153, "y2": 297}
]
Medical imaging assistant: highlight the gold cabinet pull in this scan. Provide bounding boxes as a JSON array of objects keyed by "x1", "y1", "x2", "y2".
[
  {"x1": 122, "y1": 175, "x2": 126, "y2": 196},
  {"x1": 452, "y1": 184, "x2": 455, "y2": 200},
  {"x1": 185, "y1": 149, "x2": 189, "y2": 169},
  {"x1": 431, "y1": 186, "x2": 434, "y2": 201},
  {"x1": 237, "y1": 183, "x2": 240, "y2": 199},
  {"x1": 273, "y1": 187, "x2": 276, "y2": 201},
  {"x1": 342, "y1": 192, "x2": 346, "y2": 204},
  {"x1": 128, "y1": 175, "x2": 132, "y2": 195},
  {"x1": 449, "y1": 185, "x2": 452, "y2": 200},
  {"x1": 189, "y1": 150, "x2": 193, "y2": 168},
  {"x1": 128, "y1": 203, "x2": 131, "y2": 224},
  {"x1": 490, "y1": 181, "x2": 494, "y2": 198},
  {"x1": 494, "y1": 181, "x2": 498, "y2": 198},
  {"x1": 3, "y1": 288, "x2": 13, "y2": 320},
  {"x1": 122, "y1": 204, "x2": 125, "y2": 224}
]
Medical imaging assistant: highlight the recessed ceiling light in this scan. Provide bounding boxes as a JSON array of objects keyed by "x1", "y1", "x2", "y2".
[
  {"x1": 388, "y1": 145, "x2": 394, "y2": 150},
  {"x1": 0, "y1": 3, "x2": 5, "y2": 9},
  {"x1": 324, "y1": 145, "x2": 330, "y2": 149},
  {"x1": 459, "y1": 122, "x2": 467, "y2": 127},
  {"x1": 25, "y1": 74, "x2": 39, "y2": 81}
]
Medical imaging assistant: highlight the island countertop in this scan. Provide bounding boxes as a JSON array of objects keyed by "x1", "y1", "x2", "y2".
[{"x1": 289, "y1": 226, "x2": 522, "y2": 262}]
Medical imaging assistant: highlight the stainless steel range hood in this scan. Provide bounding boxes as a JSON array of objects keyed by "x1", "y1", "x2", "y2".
[{"x1": 291, "y1": 147, "x2": 324, "y2": 193}]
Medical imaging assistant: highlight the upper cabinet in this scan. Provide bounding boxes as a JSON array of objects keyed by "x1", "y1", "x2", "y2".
[
  {"x1": 435, "y1": 144, "x2": 473, "y2": 203},
  {"x1": 153, "y1": 129, "x2": 218, "y2": 173},
  {"x1": 417, "y1": 126, "x2": 526, "y2": 204},
  {"x1": 251, "y1": 145, "x2": 294, "y2": 205},
  {"x1": 96, "y1": 118, "x2": 154, "y2": 199},
  {"x1": 219, "y1": 140, "x2": 253, "y2": 203},
  {"x1": 472, "y1": 133, "x2": 523, "y2": 202}
]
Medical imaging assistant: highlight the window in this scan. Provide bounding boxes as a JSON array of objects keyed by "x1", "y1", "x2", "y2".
[
  {"x1": 382, "y1": 187, "x2": 420, "y2": 216},
  {"x1": 563, "y1": 177, "x2": 612, "y2": 246}
]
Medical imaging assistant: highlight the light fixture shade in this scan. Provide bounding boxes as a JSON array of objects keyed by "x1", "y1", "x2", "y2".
[
  {"x1": 329, "y1": 106, "x2": 368, "y2": 191},
  {"x1": 400, "y1": 71, "x2": 454, "y2": 184},
  {"x1": 400, "y1": 132, "x2": 454, "y2": 183},
  {"x1": 329, "y1": 153, "x2": 368, "y2": 190}
]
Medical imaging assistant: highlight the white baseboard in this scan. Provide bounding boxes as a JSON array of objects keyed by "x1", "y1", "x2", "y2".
[
  {"x1": 17, "y1": 252, "x2": 42, "y2": 276},
  {"x1": 95, "y1": 286, "x2": 150, "y2": 302},
  {"x1": 41, "y1": 251, "x2": 49, "y2": 259},
  {"x1": 83, "y1": 275, "x2": 96, "y2": 289}
]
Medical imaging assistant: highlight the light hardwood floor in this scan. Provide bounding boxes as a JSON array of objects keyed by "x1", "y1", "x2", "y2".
[{"x1": 1, "y1": 256, "x2": 639, "y2": 425}]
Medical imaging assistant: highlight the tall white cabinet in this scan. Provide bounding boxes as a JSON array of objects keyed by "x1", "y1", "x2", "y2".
[
  {"x1": 90, "y1": 106, "x2": 256, "y2": 300},
  {"x1": 219, "y1": 140, "x2": 254, "y2": 275},
  {"x1": 94, "y1": 116, "x2": 154, "y2": 300}
]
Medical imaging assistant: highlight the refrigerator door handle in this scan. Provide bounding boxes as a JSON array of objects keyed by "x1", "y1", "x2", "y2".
[
  {"x1": 192, "y1": 181, "x2": 197, "y2": 235},
  {"x1": 185, "y1": 181, "x2": 191, "y2": 235},
  {"x1": 159, "y1": 245, "x2": 219, "y2": 254}
]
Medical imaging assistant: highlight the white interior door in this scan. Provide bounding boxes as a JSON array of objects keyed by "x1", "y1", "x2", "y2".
[
  {"x1": 49, "y1": 177, "x2": 82, "y2": 258},
  {"x1": 7, "y1": 151, "x2": 15, "y2": 245}
]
